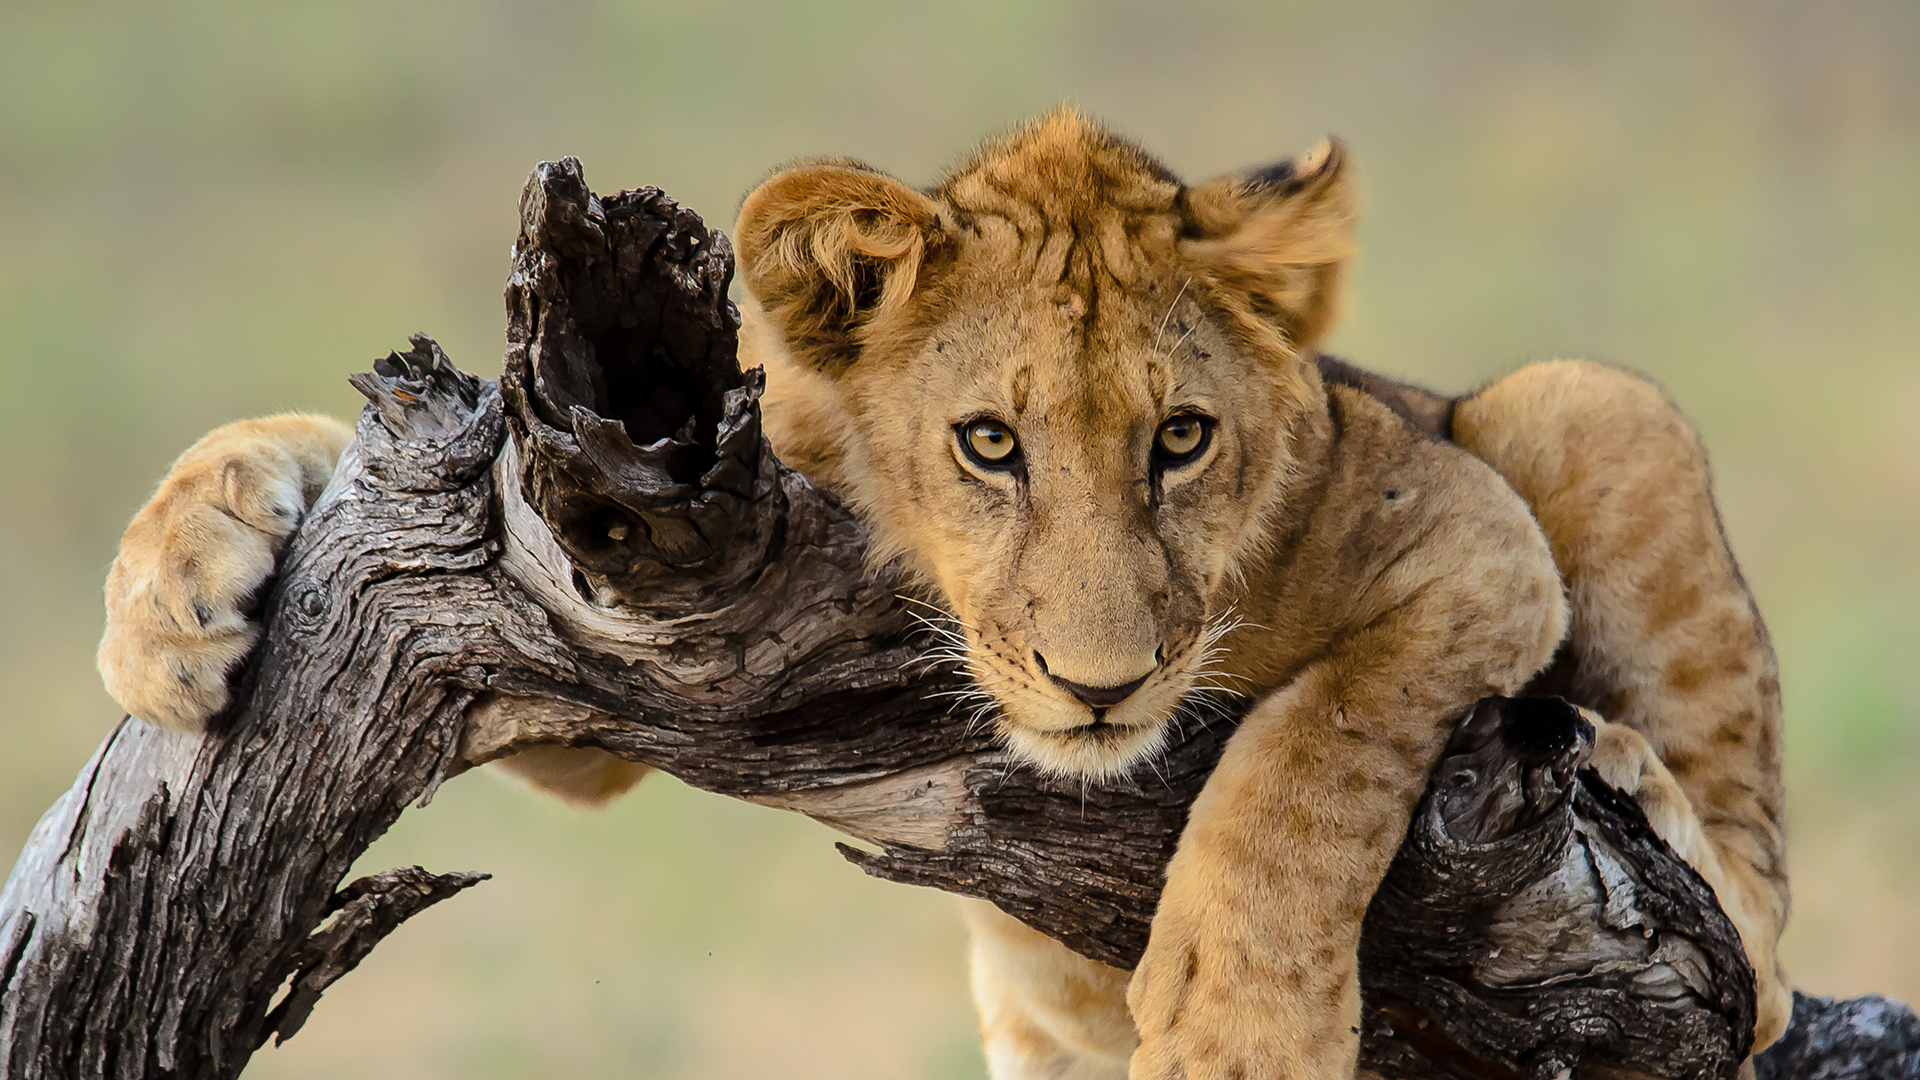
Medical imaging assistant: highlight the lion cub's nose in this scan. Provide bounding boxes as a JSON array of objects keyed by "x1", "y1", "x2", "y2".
[{"x1": 1034, "y1": 652, "x2": 1152, "y2": 709}]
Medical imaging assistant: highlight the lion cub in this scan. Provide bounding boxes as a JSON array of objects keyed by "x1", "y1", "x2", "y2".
[{"x1": 99, "y1": 112, "x2": 1790, "y2": 1079}]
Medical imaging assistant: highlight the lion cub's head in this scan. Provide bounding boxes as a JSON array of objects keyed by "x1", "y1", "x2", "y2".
[{"x1": 735, "y1": 111, "x2": 1355, "y2": 778}]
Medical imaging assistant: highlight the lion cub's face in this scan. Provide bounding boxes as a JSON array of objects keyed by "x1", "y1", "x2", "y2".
[
  {"x1": 737, "y1": 112, "x2": 1354, "y2": 778},
  {"x1": 840, "y1": 275, "x2": 1289, "y2": 777}
]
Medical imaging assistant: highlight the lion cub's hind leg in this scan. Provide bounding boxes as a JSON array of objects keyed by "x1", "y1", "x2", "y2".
[
  {"x1": 98, "y1": 413, "x2": 353, "y2": 732},
  {"x1": 1580, "y1": 710, "x2": 1737, "y2": 912},
  {"x1": 491, "y1": 745, "x2": 653, "y2": 807},
  {"x1": 961, "y1": 899, "x2": 1135, "y2": 1080},
  {"x1": 1452, "y1": 359, "x2": 1792, "y2": 1052}
]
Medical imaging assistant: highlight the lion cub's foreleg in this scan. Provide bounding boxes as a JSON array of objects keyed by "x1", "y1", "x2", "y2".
[
  {"x1": 103, "y1": 409, "x2": 660, "y2": 799},
  {"x1": 98, "y1": 413, "x2": 353, "y2": 731},
  {"x1": 1128, "y1": 569, "x2": 1565, "y2": 1073},
  {"x1": 98, "y1": 413, "x2": 653, "y2": 806},
  {"x1": 1453, "y1": 359, "x2": 1793, "y2": 1052}
]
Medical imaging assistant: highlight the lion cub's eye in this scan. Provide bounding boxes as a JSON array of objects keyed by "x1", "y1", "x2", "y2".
[
  {"x1": 1154, "y1": 415, "x2": 1212, "y2": 465},
  {"x1": 959, "y1": 419, "x2": 1020, "y2": 468}
]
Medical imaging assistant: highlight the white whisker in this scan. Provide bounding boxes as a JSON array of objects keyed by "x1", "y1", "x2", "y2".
[
  {"x1": 995, "y1": 755, "x2": 1020, "y2": 791},
  {"x1": 1162, "y1": 604, "x2": 1260, "y2": 741},
  {"x1": 963, "y1": 702, "x2": 1001, "y2": 740},
  {"x1": 1143, "y1": 751, "x2": 1174, "y2": 794},
  {"x1": 926, "y1": 686, "x2": 988, "y2": 701},
  {"x1": 1164, "y1": 320, "x2": 1199, "y2": 361},
  {"x1": 1152, "y1": 277, "x2": 1192, "y2": 354},
  {"x1": 1175, "y1": 699, "x2": 1215, "y2": 733}
]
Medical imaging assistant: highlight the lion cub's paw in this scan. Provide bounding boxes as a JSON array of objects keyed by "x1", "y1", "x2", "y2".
[
  {"x1": 1583, "y1": 712, "x2": 1793, "y2": 1053},
  {"x1": 1126, "y1": 884, "x2": 1358, "y2": 1080},
  {"x1": 98, "y1": 414, "x2": 353, "y2": 732}
]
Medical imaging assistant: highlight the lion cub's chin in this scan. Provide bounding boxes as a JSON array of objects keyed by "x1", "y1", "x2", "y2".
[{"x1": 999, "y1": 717, "x2": 1174, "y2": 781}]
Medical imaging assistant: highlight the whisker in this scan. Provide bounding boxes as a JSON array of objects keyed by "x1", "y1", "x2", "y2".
[
  {"x1": 1163, "y1": 320, "x2": 1199, "y2": 361},
  {"x1": 926, "y1": 686, "x2": 990, "y2": 701},
  {"x1": 1174, "y1": 699, "x2": 1214, "y2": 733},
  {"x1": 1186, "y1": 688, "x2": 1247, "y2": 706},
  {"x1": 1152, "y1": 277, "x2": 1192, "y2": 354},
  {"x1": 905, "y1": 608, "x2": 968, "y2": 632},
  {"x1": 898, "y1": 594, "x2": 979, "y2": 633},
  {"x1": 963, "y1": 702, "x2": 1001, "y2": 740},
  {"x1": 1142, "y1": 751, "x2": 1174, "y2": 794},
  {"x1": 1163, "y1": 603, "x2": 1261, "y2": 739},
  {"x1": 994, "y1": 755, "x2": 1020, "y2": 792}
]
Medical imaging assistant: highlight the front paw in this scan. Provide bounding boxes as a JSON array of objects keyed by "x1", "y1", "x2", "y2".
[
  {"x1": 97, "y1": 415, "x2": 349, "y2": 731},
  {"x1": 1126, "y1": 905, "x2": 1360, "y2": 1080}
]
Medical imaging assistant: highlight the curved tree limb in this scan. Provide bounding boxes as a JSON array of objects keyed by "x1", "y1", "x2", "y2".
[{"x1": 3, "y1": 158, "x2": 1912, "y2": 1080}]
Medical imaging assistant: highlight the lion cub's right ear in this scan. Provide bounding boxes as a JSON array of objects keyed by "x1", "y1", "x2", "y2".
[{"x1": 734, "y1": 162, "x2": 947, "y2": 372}]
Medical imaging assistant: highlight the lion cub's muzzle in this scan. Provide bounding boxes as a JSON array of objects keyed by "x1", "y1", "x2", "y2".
[{"x1": 978, "y1": 628, "x2": 1221, "y2": 779}]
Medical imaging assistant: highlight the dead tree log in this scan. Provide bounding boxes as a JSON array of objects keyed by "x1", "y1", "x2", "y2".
[{"x1": 2, "y1": 158, "x2": 1913, "y2": 1080}]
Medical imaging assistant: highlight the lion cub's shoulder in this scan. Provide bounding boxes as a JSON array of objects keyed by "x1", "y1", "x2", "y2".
[
  {"x1": 1300, "y1": 378, "x2": 1562, "y2": 629},
  {"x1": 1315, "y1": 354, "x2": 1455, "y2": 443},
  {"x1": 1320, "y1": 377, "x2": 1505, "y2": 512}
]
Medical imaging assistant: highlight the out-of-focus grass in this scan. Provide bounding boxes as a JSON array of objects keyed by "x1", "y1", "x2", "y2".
[{"x1": 2, "y1": 3, "x2": 1915, "y2": 1077}]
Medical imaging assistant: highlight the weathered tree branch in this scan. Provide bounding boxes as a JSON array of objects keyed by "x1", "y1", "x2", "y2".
[{"x1": 3, "y1": 158, "x2": 1912, "y2": 1080}]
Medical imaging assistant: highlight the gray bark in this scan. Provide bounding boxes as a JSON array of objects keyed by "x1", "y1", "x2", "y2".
[{"x1": 2, "y1": 157, "x2": 1911, "y2": 1080}]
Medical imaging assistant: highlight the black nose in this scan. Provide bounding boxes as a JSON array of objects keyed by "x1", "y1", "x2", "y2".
[{"x1": 1034, "y1": 653, "x2": 1151, "y2": 709}]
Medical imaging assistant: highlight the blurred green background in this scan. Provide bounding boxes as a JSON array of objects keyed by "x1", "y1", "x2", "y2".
[{"x1": 3, "y1": 2, "x2": 1917, "y2": 1077}]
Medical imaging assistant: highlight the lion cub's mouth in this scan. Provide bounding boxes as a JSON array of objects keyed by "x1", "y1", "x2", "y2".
[
  {"x1": 999, "y1": 709, "x2": 1175, "y2": 781},
  {"x1": 1048, "y1": 715, "x2": 1125, "y2": 743}
]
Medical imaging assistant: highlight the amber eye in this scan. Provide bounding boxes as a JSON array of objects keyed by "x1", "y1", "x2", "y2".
[
  {"x1": 1154, "y1": 415, "x2": 1211, "y2": 464},
  {"x1": 960, "y1": 419, "x2": 1020, "y2": 467}
]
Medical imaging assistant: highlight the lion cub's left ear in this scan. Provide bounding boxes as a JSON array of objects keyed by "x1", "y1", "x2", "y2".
[
  {"x1": 735, "y1": 161, "x2": 947, "y2": 372},
  {"x1": 1181, "y1": 139, "x2": 1356, "y2": 351}
]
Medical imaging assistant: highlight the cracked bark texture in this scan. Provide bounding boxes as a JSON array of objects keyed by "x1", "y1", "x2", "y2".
[{"x1": 3, "y1": 157, "x2": 1912, "y2": 1080}]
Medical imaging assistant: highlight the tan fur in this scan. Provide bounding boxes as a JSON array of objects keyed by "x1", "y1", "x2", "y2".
[
  {"x1": 963, "y1": 898, "x2": 1136, "y2": 1079},
  {"x1": 97, "y1": 111, "x2": 1791, "y2": 1077},
  {"x1": 490, "y1": 745, "x2": 654, "y2": 808}
]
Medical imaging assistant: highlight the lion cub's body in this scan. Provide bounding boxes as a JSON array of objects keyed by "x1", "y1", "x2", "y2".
[{"x1": 97, "y1": 113, "x2": 1790, "y2": 1078}]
